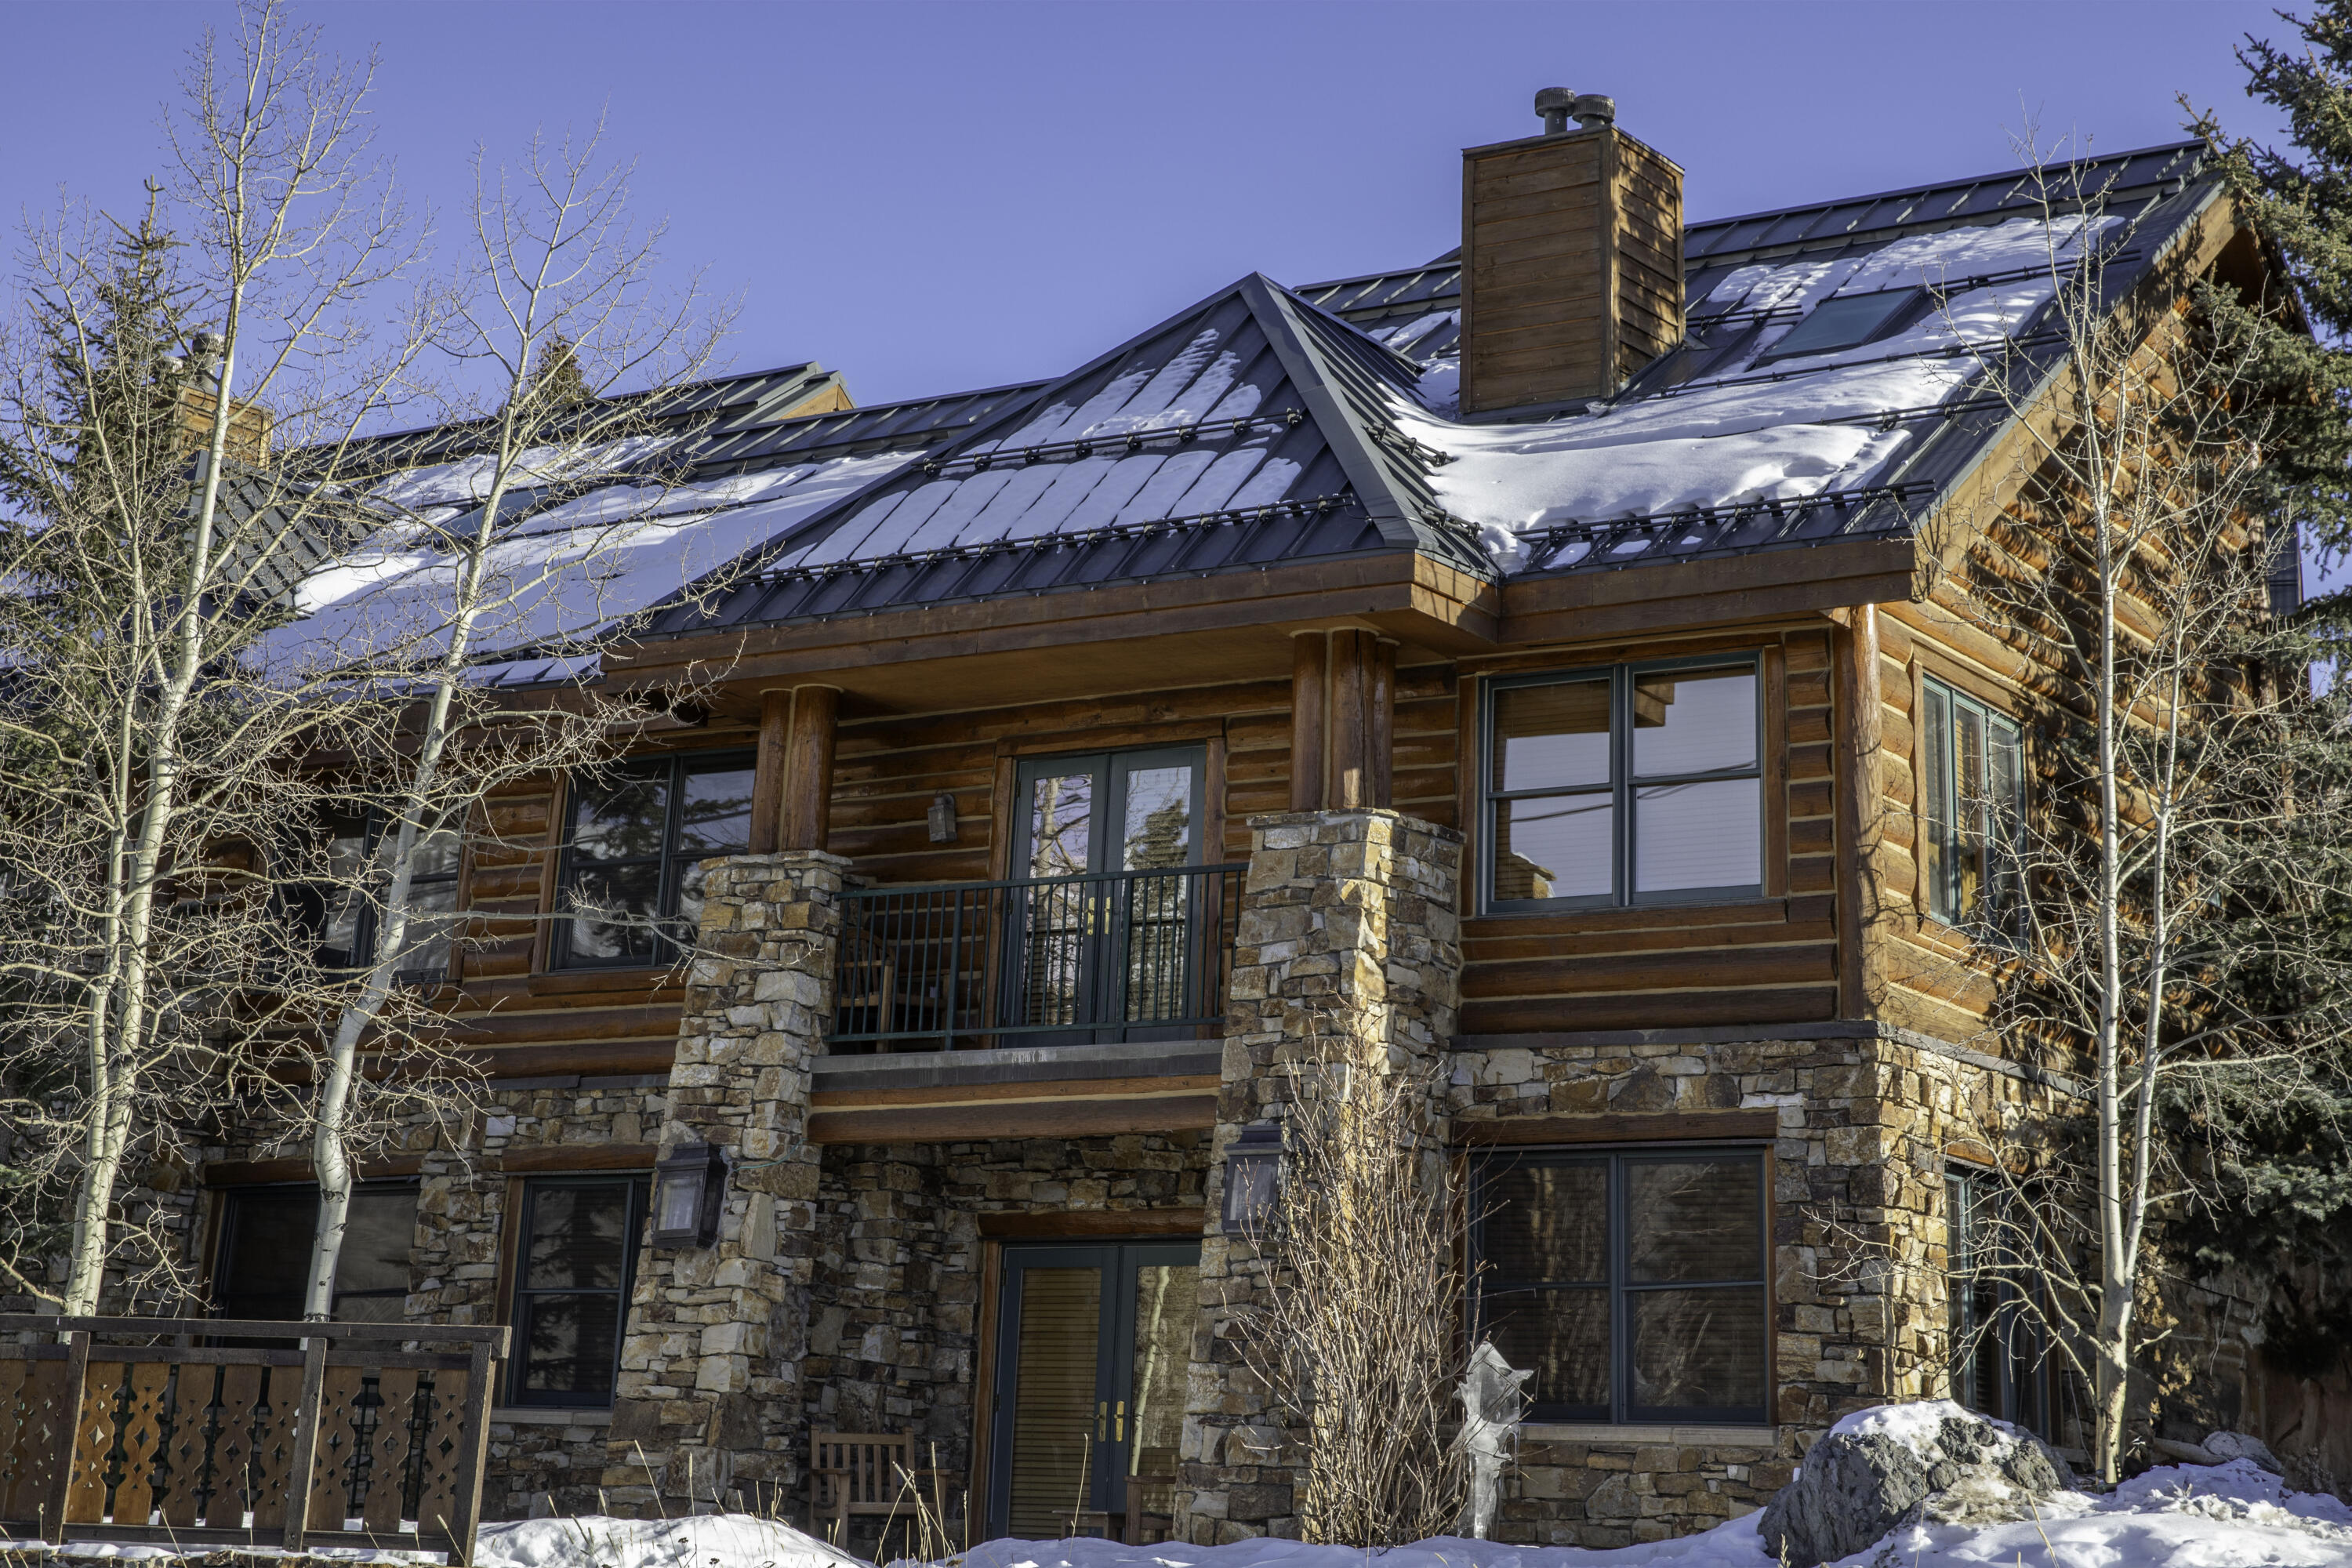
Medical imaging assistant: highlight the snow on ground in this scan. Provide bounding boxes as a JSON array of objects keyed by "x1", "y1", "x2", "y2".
[
  {"x1": 5, "y1": 1461, "x2": 2350, "y2": 1568},
  {"x1": 949, "y1": 1460, "x2": 2352, "y2": 1568},
  {"x1": 475, "y1": 1513, "x2": 868, "y2": 1568}
]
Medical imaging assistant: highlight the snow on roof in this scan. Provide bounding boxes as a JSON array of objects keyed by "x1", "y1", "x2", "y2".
[
  {"x1": 265, "y1": 142, "x2": 2225, "y2": 661},
  {"x1": 261, "y1": 449, "x2": 918, "y2": 682},
  {"x1": 1385, "y1": 212, "x2": 2119, "y2": 568}
]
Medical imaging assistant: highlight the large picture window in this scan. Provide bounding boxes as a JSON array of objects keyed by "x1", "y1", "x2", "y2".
[
  {"x1": 508, "y1": 1176, "x2": 648, "y2": 1408},
  {"x1": 213, "y1": 1181, "x2": 418, "y2": 1323},
  {"x1": 1921, "y1": 681, "x2": 2024, "y2": 931},
  {"x1": 555, "y1": 751, "x2": 755, "y2": 968},
  {"x1": 1484, "y1": 661, "x2": 1762, "y2": 910},
  {"x1": 1472, "y1": 1148, "x2": 1769, "y2": 1424}
]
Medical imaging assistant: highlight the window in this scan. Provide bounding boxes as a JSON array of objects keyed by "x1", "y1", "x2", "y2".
[
  {"x1": 301, "y1": 810, "x2": 464, "y2": 985},
  {"x1": 1946, "y1": 1169, "x2": 2048, "y2": 1436},
  {"x1": 1484, "y1": 662, "x2": 1762, "y2": 910},
  {"x1": 214, "y1": 1182, "x2": 417, "y2": 1323},
  {"x1": 508, "y1": 1176, "x2": 648, "y2": 1407},
  {"x1": 1921, "y1": 680, "x2": 2024, "y2": 931},
  {"x1": 555, "y1": 751, "x2": 755, "y2": 968},
  {"x1": 1759, "y1": 288, "x2": 1923, "y2": 361},
  {"x1": 1472, "y1": 1149, "x2": 1769, "y2": 1424}
]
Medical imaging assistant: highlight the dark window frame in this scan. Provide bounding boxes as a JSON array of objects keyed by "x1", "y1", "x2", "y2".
[
  {"x1": 1481, "y1": 656, "x2": 1766, "y2": 913},
  {"x1": 1470, "y1": 1145, "x2": 1772, "y2": 1425},
  {"x1": 212, "y1": 1179, "x2": 419, "y2": 1324},
  {"x1": 294, "y1": 809, "x2": 466, "y2": 987},
  {"x1": 1920, "y1": 677, "x2": 2026, "y2": 934},
  {"x1": 1755, "y1": 287, "x2": 1929, "y2": 363},
  {"x1": 1945, "y1": 1166, "x2": 2050, "y2": 1437},
  {"x1": 552, "y1": 748, "x2": 757, "y2": 971},
  {"x1": 506, "y1": 1174, "x2": 650, "y2": 1409}
]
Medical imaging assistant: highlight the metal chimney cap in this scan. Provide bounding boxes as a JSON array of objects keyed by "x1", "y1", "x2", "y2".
[
  {"x1": 1572, "y1": 93, "x2": 1617, "y2": 132},
  {"x1": 1534, "y1": 86, "x2": 1576, "y2": 136}
]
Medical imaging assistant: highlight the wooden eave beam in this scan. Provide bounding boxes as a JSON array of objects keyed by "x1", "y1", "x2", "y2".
[
  {"x1": 1499, "y1": 535, "x2": 1919, "y2": 644},
  {"x1": 618, "y1": 550, "x2": 1494, "y2": 679}
]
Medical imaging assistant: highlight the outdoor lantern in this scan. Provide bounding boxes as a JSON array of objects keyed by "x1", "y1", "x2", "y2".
[
  {"x1": 652, "y1": 1141, "x2": 728, "y2": 1247},
  {"x1": 1219, "y1": 1120, "x2": 1283, "y2": 1236}
]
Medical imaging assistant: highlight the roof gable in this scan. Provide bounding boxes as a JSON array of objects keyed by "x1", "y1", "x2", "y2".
[{"x1": 648, "y1": 273, "x2": 1489, "y2": 636}]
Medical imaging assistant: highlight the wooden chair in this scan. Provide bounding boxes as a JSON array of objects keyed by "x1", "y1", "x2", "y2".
[
  {"x1": 1123, "y1": 1470, "x2": 1178, "y2": 1544},
  {"x1": 810, "y1": 1432, "x2": 956, "y2": 1552}
]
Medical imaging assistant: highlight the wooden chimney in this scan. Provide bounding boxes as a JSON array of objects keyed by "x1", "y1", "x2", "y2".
[{"x1": 1458, "y1": 93, "x2": 1684, "y2": 417}]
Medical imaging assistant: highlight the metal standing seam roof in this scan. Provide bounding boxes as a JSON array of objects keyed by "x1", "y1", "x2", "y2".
[
  {"x1": 1279, "y1": 139, "x2": 2227, "y2": 583},
  {"x1": 292, "y1": 137, "x2": 2243, "y2": 673},
  {"x1": 641, "y1": 273, "x2": 1497, "y2": 638}
]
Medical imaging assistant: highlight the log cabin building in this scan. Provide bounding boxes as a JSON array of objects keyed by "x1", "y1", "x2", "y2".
[{"x1": 111, "y1": 105, "x2": 2314, "y2": 1545}]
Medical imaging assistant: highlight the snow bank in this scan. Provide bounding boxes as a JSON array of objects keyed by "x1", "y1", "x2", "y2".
[
  {"x1": 952, "y1": 1524, "x2": 1770, "y2": 1568},
  {"x1": 5, "y1": 1457, "x2": 2350, "y2": 1568},
  {"x1": 476, "y1": 1513, "x2": 867, "y2": 1568}
]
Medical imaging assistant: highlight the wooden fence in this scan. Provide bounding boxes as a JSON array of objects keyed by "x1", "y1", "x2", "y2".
[{"x1": 0, "y1": 1315, "x2": 508, "y2": 1563}]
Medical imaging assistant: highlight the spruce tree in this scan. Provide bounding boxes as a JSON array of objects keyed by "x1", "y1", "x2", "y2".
[
  {"x1": 0, "y1": 189, "x2": 198, "y2": 1308},
  {"x1": 2171, "y1": 1, "x2": 2352, "y2": 1390}
]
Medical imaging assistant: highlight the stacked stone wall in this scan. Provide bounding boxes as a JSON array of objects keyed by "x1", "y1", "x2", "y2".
[
  {"x1": 804, "y1": 1131, "x2": 1210, "y2": 1545},
  {"x1": 1181, "y1": 808, "x2": 1464, "y2": 1544},
  {"x1": 1450, "y1": 1026, "x2": 2076, "y2": 1544},
  {"x1": 603, "y1": 852, "x2": 843, "y2": 1514}
]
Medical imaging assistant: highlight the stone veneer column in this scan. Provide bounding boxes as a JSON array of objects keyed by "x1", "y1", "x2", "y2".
[
  {"x1": 1178, "y1": 809, "x2": 1462, "y2": 1544},
  {"x1": 604, "y1": 851, "x2": 846, "y2": 1512}
]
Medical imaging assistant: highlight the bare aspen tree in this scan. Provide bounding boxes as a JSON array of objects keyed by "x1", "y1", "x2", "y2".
[
  {"x1": 293, "y1": 121, "x2": 733, "y2": 1319},
  {"x1": 1912, "y1": 141, "x2": 2352, "y2": 1480},
  {"x1": 1234, "y1": 1025, "x2": 1475, "y2": 1546},
  {"x1": 0, "y1": 2, "x2": 740, "y2": 1321},
  {"x1": 0, "y1": 0, "x2": 435, "y2": 1314}
]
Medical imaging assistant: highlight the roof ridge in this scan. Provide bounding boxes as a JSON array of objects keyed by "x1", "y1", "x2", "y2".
[{"x1": 1687, "y1": 137, "x2": 2208, "y2": 234}]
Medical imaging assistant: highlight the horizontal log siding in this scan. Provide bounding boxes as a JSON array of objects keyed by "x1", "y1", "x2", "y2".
[
  {"x1": 1458, "y1": 626, "x2": 1842, "y2": 1035},
  {"x1": 1873, "y1": 589, "x2": 2024, "y2": 1041}
]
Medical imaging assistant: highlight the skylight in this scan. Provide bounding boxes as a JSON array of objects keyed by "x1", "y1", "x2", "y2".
[{"x1": 1762, "y1": 289, "x2": 1923, "y2": 361}]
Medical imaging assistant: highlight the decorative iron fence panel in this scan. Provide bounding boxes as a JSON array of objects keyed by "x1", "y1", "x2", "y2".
[
  {"x1": 833, "y1": 863, "x2": 1245, "y2": 1051},
  {"x1": 0, "y1": 1315, "x2": 507, "y2": 1564}
]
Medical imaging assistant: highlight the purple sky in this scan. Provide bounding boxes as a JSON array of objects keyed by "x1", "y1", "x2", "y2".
[{"x1": 0, "y1": 1, "x2": 2304, "y2": 410}]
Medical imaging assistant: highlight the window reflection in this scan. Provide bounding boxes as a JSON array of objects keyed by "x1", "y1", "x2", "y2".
[{"x1": 1486, "y1": 663, "x2": 1761, "y2": 909}]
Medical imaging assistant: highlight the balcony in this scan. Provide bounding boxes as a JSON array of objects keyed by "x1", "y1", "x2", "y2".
[{"x1": 831, "y1": 862, "x2": 1246, "y2": 1053}]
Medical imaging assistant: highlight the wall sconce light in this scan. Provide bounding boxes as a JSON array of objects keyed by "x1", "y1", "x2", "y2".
[
  {"x1": 1219, "y1": 1120, "x2": 1283, "y2": 1236},
  {"x1": 927, "y1": 793, "x2": 960, "y2": 844},
  {"x1": 652, "y1": 1141, "x2": 728, "y2": 1247}
]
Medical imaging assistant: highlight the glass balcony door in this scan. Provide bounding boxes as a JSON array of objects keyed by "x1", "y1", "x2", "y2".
[
  {"x1": 1006, "y1": 748, "x2": 1204, "y2": 1042},
  {"x1": 987, "y1": 1241, "x2": 1201, "y2": 1541}
]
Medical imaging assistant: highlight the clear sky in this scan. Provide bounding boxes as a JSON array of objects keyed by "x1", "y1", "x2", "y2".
[{"x1": 0, "y1": 1, "x2": 2308, "y2": 411}]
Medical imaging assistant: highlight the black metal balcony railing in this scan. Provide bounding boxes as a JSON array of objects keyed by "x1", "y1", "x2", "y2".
[{"x1": 832, "y1": 862, "x2": 1246, "y2": 1051}]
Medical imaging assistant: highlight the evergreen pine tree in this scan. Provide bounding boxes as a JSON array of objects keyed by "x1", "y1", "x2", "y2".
[
  {"x1": 2170, "y1": 2, "x2": 2352, "y2": 1387},
  {"x1": 522, "y1": 330, "x2": 595, "y2": 412},
  {"x1": 0, "y1": 187, "x2": 198, "y2": 1307}
]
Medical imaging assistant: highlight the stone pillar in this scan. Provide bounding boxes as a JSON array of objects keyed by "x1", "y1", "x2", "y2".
[
  {"x1": 1178, "y1": 809, "x2": 1463, "y2": 1544},
  {"x1": 604, "y1": 851, "x2": 846, "y2": 1513}
]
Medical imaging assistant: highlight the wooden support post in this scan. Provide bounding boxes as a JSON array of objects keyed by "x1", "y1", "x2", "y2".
[
  {"x1": 278, "y1": 1334, "x2": 330, "y2": 1553},
  {"x1": 42, "y1": 1330, "x2": 89, "y2": 1544},
  {"x1": 1289, "y1": 633, "x2": 1327, "y2": 812},
  {"x1": 445, "y1": 1338, "x2": 499, "y2": 1566},
  {"x1": 750, "y1": 690, "x2": 792, "y2": 855},
  {"x1": 1327, "y1": 630, "x2": 1371, "y2": 809},
  {"x1": 1835, "y1": 605, "x2": 1884, "y2": 1020},
  {"x1": 782, "y1": 685, "x2": 841, "y2": 852},
  {"x1": 1370, "y1": 637, "x2": 1396, "y2": 810}
]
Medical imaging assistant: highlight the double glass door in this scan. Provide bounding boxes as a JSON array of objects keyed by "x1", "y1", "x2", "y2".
[
  {"x1": 1008, "y1": 748, "x2": 1205, "y2": 1040},
  {"x1": 987, "y1": 1242, "x2": 1199, "y2": 1540}
]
